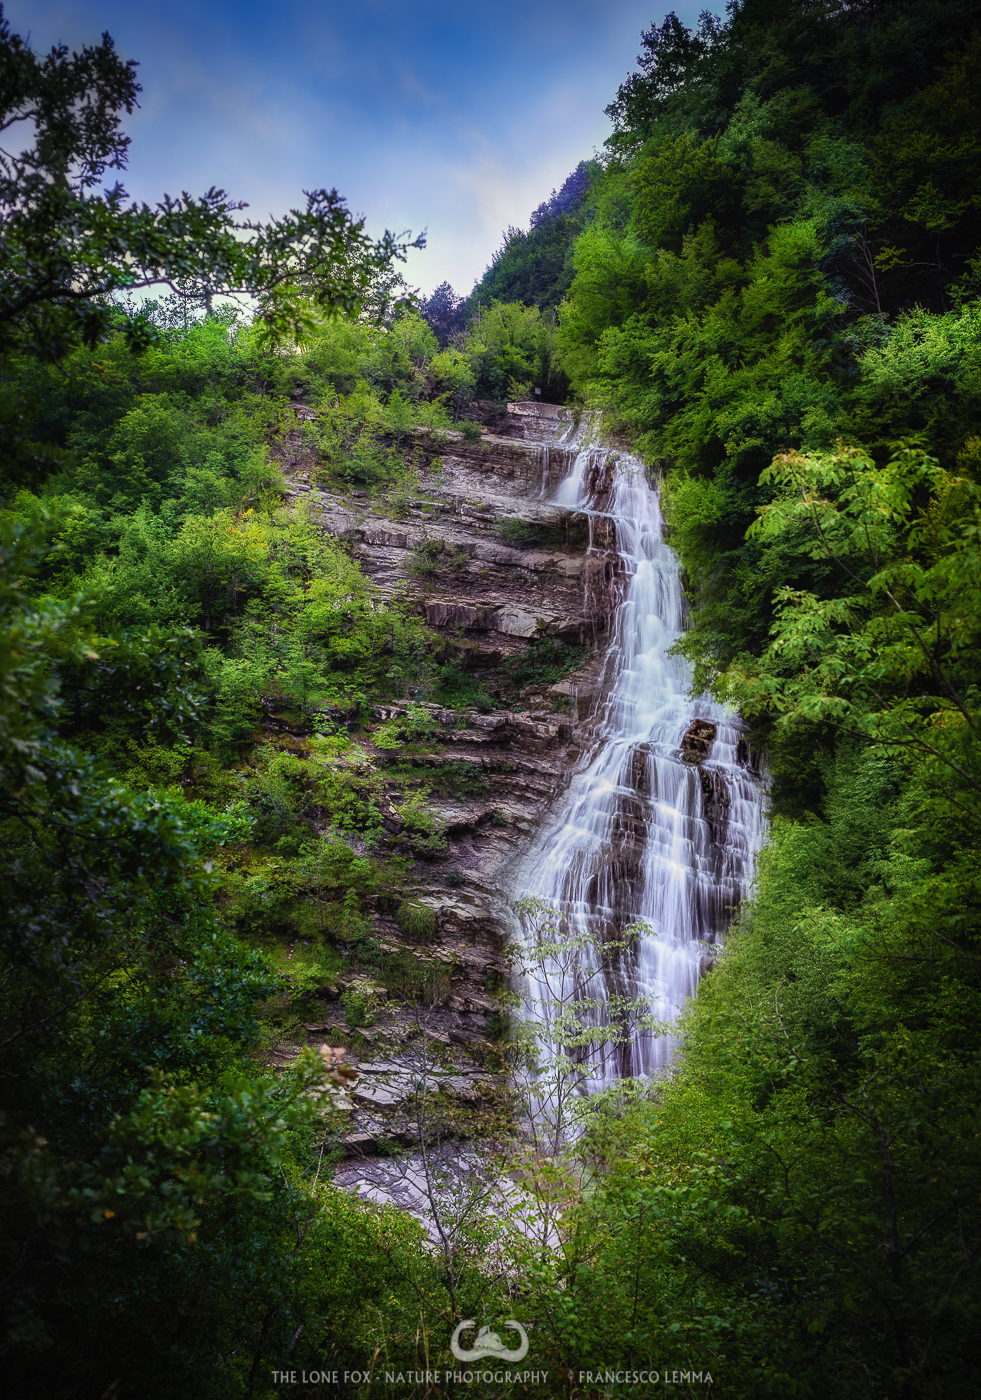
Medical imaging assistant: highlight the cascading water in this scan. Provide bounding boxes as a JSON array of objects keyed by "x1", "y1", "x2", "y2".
[{"x1": 513, "y1": 417, "x2": 767, "y2": 1089}]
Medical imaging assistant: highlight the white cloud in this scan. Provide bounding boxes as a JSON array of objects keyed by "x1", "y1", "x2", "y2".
[{"x1": 6, "y1": 0, "x2": 720, "y2": 294}]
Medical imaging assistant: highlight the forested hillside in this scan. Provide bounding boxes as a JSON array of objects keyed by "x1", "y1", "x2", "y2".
[
  {"x1": 538, "y1": 2, "x2": 981, "y2": 1396},
  {"x1": 0, "y1": 12, "x2": 566, "y2": 1394},
  {"x1": 2, "y1": 1, "x2": 981, "y2": 1398},
  {"x1": 469, "y1": 164, "x2": 594, "y2": 316}
]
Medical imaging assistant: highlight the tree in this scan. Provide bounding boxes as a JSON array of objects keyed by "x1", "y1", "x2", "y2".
[
  {"x1": 605, "y1": 8, "x2": 725, "y2": 145},
  {"x1": 0, "y1": 505, "x2": 374, "y2": 1394},
  {"x1": 463, "y1": 300, "x2": 566, "y2": 401},
  {"x1": 0, "y1": 7, "x2": 422, "y2": 365},
  {"x1": 511, "y1": 897, "x2": 658, "y2": 1157},
  {"x1": 529, "y1": 161, "x2": 592, "y2": 228},
  {"x1": 417, "y1": 281, "x2": 467, "y2": 348},
  {"x1": 721, "y1": 441, "x2": 981, "y2": 803}
]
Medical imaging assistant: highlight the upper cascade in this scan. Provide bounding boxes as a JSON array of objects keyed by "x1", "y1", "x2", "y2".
[{"x1": 510, "y1": 410, "x2": 767, "y2": 1084}]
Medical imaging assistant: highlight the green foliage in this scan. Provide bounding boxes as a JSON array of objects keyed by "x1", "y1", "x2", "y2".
[
  {"x1": 395, "y1": 899, "x2": 437, "y2": 941},
  {"x1": 341, "y1": 985, "x2": 380, "y2": 1027},
  {"x1": 717, "y1": 441, "x2": 981, "y2": 804},
  {"x1": 632, "y1": 131, "x2": 738, "y2": 253},
  {"x1": 405, "y1": 533, "x2": 444, "y2": 575},
  {"x1": 506, "y1": 634, "x2": 588, "y2": 690},
  {"x1": 0, "y1": 507, "x2": 367, "y2": 1394},
  {"x1": 393, "y1": 790, "x2": 446, "y2": 856},
  {"x1": 0, "y1": 23, "x2": 468, "y2": 1378},
  {"x1": 462, "y1": 300, "x2": 566, "y2": 402},
  {"x1": 0, "y1": 15, "x2": 420, "y2": 378},
  {"x1": 497, "y1": 515, "x2": 553, "y2": 548},
  {"x1": 427, "y1": 759, "x2": 489, "y2": 797},
  {"x1": 456, "y1": 417, "x2": 483, "y2": 443},
  {"x1": 867, "y1": 33, "x2": 981, "y2": 306},
  {"x1": 310, "y1": 388, "x2": 393, "y2": 485},
  {"x1": 430, "y1": 659, "x2": 495, "y2": 711},
  {"x1": 470, "y1": 215, "x2": 582, "y2": 319},
  {"x1": 373, "y1": 703, "x2": 441, "y2": 750}
]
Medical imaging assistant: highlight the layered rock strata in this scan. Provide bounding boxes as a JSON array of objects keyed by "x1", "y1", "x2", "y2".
[{"x1": 270, "y1": 402, "x2": 622, "y2": 1147}]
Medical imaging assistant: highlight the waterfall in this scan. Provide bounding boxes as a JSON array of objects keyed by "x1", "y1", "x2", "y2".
[{"x1": 512, "y1": 418, "x2": 767, "y2": 1091}]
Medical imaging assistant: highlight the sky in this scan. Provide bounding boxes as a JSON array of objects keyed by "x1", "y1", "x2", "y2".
[{"x1": 8, "y1": 0, "x2": 719, "y2": 297}]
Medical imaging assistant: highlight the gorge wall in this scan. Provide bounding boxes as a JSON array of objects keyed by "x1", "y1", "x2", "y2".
[
  {"x1": 272, "y1": 400, "x2": 762, "y2": 1152},
  {"x1": 280, "y1": 401, "x2": 615, "y2": 1018}
]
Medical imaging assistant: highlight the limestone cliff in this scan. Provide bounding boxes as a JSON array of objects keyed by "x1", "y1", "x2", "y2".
[{"x1": 267, "y1": 401, "x2": 620, "y2": 1135}]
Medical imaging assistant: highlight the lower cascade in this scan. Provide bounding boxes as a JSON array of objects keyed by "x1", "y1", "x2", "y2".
[{"x1": 512, "y1": 413, "x2": 767, "y2": 1087}]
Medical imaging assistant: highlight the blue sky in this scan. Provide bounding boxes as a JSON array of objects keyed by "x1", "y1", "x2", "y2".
[{"x1": 9, "y1": 1, "x2": 719, "y2": 296}]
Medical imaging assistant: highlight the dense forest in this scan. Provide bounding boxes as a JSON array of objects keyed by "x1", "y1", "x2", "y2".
[{"x1": 2, "y1": 1, "x2": 981, "y2": 1398}]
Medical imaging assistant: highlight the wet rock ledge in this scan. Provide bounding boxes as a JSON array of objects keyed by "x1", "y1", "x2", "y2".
[{"x1": 261, "y1": 401, "x2": 622, "y2": 1154}]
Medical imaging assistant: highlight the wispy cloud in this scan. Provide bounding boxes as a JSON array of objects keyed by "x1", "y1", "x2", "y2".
[{"x1": 7, "y1": 0, "x2": 720, "y2": 293}]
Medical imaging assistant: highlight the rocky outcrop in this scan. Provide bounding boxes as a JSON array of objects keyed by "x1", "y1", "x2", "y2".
[
  {"x1": 698, "y1": 949, "x2": 720, "y2": 977},
  {"x1": 679, "y1": 719, "x2": 733, "y2": 845},
  {"x1": 681, "y1": 718, "x2": 717, "y2": 763},
  {"x1": 282, "y1": 412, "x2": 620, "y2": 660},
  {"x1": 699, "y1": 766, "x2": 732, "y2": 845},
  {"x1": 275, "y1": 408, "x2": 622, "y2": 1016},
  {"x1": 268, "y1": 404, "x2": 631, "y2": 1152}
]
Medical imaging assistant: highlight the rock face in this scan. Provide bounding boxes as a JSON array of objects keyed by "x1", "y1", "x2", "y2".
[
  {"x1": 679, "y1": 718, "x2": 730, "y2": 842},
  {"x1": 284, "y1": 413, "x2": 619, "y2": 656},
  {"x1": 681, "y1": 718, "x2": 717, "y2": 763},
  {"x1": 270, "y1": 402, "x2": 628, "y2": 1148},
  {"x1": 699, "y1": 766, "x2": 732, "y2": 845}
]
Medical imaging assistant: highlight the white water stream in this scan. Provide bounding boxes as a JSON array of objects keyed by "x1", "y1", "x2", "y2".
[{"x1": 513, "y1": 419, "x2": 767, "y2": 1087}]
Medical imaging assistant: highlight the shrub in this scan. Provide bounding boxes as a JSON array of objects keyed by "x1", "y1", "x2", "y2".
[
  {"x1": 395, "y1": 900, "x2": 438, "y2": 940},
  {"x1": 506, "y1": 634, "x2": 588, "y2": 689},
  {"x1": 431, "y1": 663, "x2": 495, "y2": 713},
  {"x1": 457, "y1": 418, "x2": 483, "y2": 443},
  {"x1": 406, "y1": 538, "x2": 470, "y2": 577},
  {"x1": 395, "y1": 790, "x2": 446, "y2": 855},
  {"x1": 373, "y1": 704, "x2": 441, "y2": 751},
  {"x1": 341, "y1": 987, "x2": 379, "y2": 1027},
  {"x1": 498, "y1": 516, "x2": 550, "y2": 548},
  {"x1": 311, "y1": 768, "x2": 384, "y2": 838},
  {"x1": 380, "y1": 947, "x2": 430, "y2": 998},
  {"x1": 430, "y1": 760, "x2": 489, "y2": 796},
  {"x1": 406, "y1": 537, "x2": 442, "y2": 575}
]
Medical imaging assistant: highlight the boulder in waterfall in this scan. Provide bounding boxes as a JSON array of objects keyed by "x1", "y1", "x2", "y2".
[
  {"x1": 699, "y1": 767, "x2": 731, "y2": 844},
  {"x1": 681, "y1": 718, "x2": 717, "y2": 763}
]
